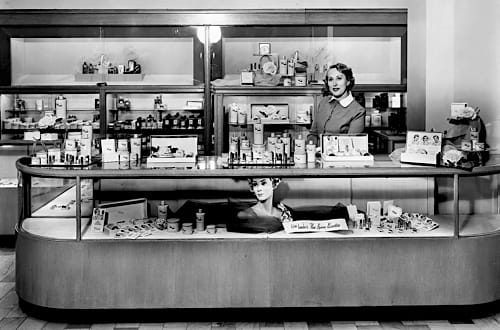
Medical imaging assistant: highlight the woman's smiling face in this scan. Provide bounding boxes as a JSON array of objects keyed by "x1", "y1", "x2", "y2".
[{"x1": 327, "y1": 68, "x2": 349, "y2": 99}]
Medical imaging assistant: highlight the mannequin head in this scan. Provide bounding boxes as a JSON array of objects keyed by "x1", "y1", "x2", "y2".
[{"x1": 248, "y1": 178, "x2": 281, "y2": 202}]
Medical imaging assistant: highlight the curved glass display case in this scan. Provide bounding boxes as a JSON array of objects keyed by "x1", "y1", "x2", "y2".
[{"x1": 15, "y1": 156, "x2": 500, "y2": 310}]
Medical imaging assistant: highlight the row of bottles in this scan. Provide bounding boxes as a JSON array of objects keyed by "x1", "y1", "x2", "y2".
[
  {"x1": 229, "y1": 130, "x2": 316, "y2": 164},
  {"x1": 156, "y1": 201, "x2": 207, "y2": 234},
  {"x1": 110, "y1": 113, "x2": 203, "y2": 130}
]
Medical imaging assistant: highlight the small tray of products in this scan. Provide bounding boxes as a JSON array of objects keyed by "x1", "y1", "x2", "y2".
[{"x1": 102, "y1": 218, "x2": 159, "y2": 239}]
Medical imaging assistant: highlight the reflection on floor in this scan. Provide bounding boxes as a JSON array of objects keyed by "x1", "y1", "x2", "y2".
[{"x1": 2, "y1": 247, "x2": 500, "y2": 329}]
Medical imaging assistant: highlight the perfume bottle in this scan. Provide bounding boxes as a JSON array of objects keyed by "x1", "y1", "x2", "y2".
[
  {"x1": 282, "y1": 131, "x2": 291, "y2": 158},
  {"x1": 82, "y1": 62, "x2": 89, "y2": 74},
  {"x1": 267, "y1": 132, "x2": 277, "y2": 153},
  {"x1": 253, "y1": 122, "x2": 264, "y2": 145},
  {"x1": 229, "y1": 103, "x2": 239, "y2": 125},
  {"x1": 306, "y1": 140, "x2": 316, "y2": 163},
  {"x1": 158, "y1": 201, "x2": 168, "y2": 220},
  {"x1": 294, "y1": 134, "x2": 305, "y2": 155},
  {"x1": 279, "y1": 56, "x2": 288, "y2": 76},
  {"x1": 196, "y1": 209, "x2": 205, "y2": 232},
  {"x1": 275, "y1": 136, "x2": 284, "y2": 158},
  {"x1": 55, "y1": 95, "x2": 67, "y2": 120}
]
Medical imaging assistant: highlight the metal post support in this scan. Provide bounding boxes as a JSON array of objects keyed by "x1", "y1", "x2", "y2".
[
  {"x1": 76, "y1": 176, "x2": 82, "y2": 241},
  {"x1": 203, "y1": 26, "x2": 212, "y2": 155},
  {"x1": 453, "y1": 174, "x2": 460, "y2": 238}
]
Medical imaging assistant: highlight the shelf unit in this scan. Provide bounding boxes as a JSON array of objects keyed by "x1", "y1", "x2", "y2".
[
  {"x1": 102, "y1": 85, "x2": 208, "y2": 153},
  {"x1": 213, "y1": 86, "x2": 408, "y2": 155},
  {"x1": 0, "y1": 84, "x2": 211, "y2": 154}
]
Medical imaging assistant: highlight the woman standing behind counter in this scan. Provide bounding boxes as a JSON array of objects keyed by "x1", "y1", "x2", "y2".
[{"x1": 307, "y1": 63, "x2": 366, "y2": 145}]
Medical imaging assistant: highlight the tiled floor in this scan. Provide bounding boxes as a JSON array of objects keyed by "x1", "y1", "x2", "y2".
[{"x1": 2, "y1": 248, "x2": 500, "y2": 329}]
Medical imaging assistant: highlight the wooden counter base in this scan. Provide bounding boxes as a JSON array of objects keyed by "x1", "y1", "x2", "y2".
[{"x1": 16, "y1": 229, "x2": 500, "y2": 309}]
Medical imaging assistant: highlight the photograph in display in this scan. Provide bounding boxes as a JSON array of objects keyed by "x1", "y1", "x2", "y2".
[
  {"x1": 401, "y1": 131, "x2": 443, "y2": 165},
  {"x1": 405, "y1": 131, "x2": 442, "y2": 155}
]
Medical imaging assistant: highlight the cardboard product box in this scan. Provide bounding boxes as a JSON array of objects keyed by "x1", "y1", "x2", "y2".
[
  {"x1": 40, "y1": 133, "x2": 59, "y2": 140},
  {"x1": 97, "y1": 198, "x2": 148, "y2": 224},
  {"x1": 401, "y1": 131, "x2": 442, "y2": 165},
  {"x1": 101, "y1": 139, "x2": 119, "y2": 163},
  {"x1": 90, "y1": 208, "x2": 106, "y2": 233},
  {"x1": 24, "y1": 130, "x2": 41, "y2": 141},
  {"x1": 296, "y1": 105, "x2": 312, "y2": 124}
]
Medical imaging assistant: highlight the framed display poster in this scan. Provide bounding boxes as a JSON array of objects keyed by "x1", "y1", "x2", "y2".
[{"x1": 259, "y1": 42, "x2": 271, "y2": 55}]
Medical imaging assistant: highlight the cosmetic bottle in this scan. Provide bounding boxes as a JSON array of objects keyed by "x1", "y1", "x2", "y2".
[
  {"x1": 253, "y1": 122, "x2": 264, "y2": 145},
  {"x1": 82, "y1": 62, "x2": 89, "y2": 74},
  {"x1": 275, "y1": 136, "x2": 284, "y2": 158},
  {"x1": 306, "y1": 141, "x2": 316, "y2": 162},
  {"x1": 196, "y1": 209, "x2": 205, "y2": 232},
  {"x1": 240, "y1": 134, "x2": 250, "y2": 149},
  {"x1": 237, "y1": 107, "x2": 247, "y2": 126},
  {"x1": 279, "y1": 56, "x2": 288, "y2": 76},
  {"x1": 294, "y1": 134, "x2": 305, "y2": 155},
  {"x1": 287, "y1": 59, "x2": 295, "y2": 77},
  {"x1": 55, "y1": 95, "x2": 67, "y2": 120},
  {"x1": 229, "y1": 103, "x2": 239, "y2": 125},
  {"x1": 282, "y1": 131, "x2": 291, "y2": 158},
  {"x1": 158, "y1": 201, "x2": 168, "y2": 220},
  {"x1": 267, "y1": 132, "x2": 277, "y2": 153}
]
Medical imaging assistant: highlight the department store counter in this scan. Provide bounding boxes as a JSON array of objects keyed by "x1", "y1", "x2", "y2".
[{"x1": 14, "y1": 156, "x2": 500, "y2": 310}]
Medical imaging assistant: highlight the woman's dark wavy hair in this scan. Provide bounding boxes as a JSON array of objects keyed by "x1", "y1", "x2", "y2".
[
  {"x1": 322, "y1": 63, "x2": 356, "y2": 96},
  {"x1": 247, "y1": 178, "x2": 281, "y2": 191}
]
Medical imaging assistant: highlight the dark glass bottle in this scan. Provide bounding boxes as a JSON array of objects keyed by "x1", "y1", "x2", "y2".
[{"x1": 82, "y1": 62, "x2": 89, "y2": 74}]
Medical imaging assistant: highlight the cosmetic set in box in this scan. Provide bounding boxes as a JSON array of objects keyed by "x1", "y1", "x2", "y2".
[
  {"x1": 146, "y1": 135, "x2": 198, "y2": 165},
  {"x1": 321, "y1": 134, "x2": 374, "y2": 165},
  {"x1": 400, "y1": 131, "x2": 442, "y2": 165}
]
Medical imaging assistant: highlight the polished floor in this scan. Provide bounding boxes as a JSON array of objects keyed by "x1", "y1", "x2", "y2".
[{"x1": 2, "y1": 247, "x2": 500, "y2": 330}]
